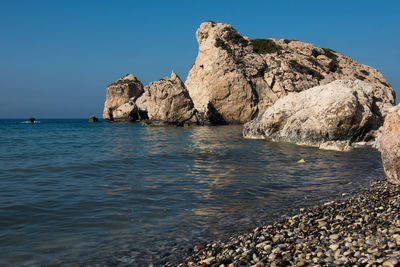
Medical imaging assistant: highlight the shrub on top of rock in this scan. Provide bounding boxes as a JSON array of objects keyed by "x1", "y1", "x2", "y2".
[{"x1": 250, "y1": 39, "x2": 283, "y2": 54}]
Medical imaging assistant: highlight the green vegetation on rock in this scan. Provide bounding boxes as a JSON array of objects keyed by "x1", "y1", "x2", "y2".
[
  {"x1": 322, "y1": 48, "x2": 340, "y2": 73},
  {"x1": 228, "y1": 31, "x2": 249, "y2": 46},
  {"x1": 307, "y1": 57, "x2": 323, "y2": 69},
  {"x1": 289, "y1": 60, "x2": 324, "y2": 81},
  {"x1": 250, "y1": 39, "x2": 282, "y2": 54},
  {"x1": 360, "y1": 70, "x2": 369, "y2": 76},
  {"x1": 215, "y1": 38, "x2": 232, "y2": 53},
  {"x1": 322, "y1": 48, "x2": 338, "y2": 61},
  {"x1": 380, "y1": 80, "x2": 390, "y2": 87},
  {"x1": 354, "y1": 74, "x2": 366, "y2": 81},
  {"x1": 234, "y1": 58, "x2": 245, "y2": 65}
]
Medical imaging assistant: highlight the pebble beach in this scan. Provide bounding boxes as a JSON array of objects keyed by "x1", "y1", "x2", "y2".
[{"x1": 180, "y1": 179, "x2": 400, "y2": 266}]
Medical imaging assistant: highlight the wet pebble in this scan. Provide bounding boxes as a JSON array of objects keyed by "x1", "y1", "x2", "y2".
[{"x1": 179, "y1": 179, "x2": 400, "y2": 266}]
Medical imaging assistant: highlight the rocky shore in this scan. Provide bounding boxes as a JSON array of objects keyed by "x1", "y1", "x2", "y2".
[{"x1": 179, "y1": 178, "x2": 400, "y2": 266}]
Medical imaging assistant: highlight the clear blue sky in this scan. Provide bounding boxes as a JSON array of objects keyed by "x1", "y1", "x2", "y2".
[{"x1": 0, "y1": 0, "x2": 399, "y2": 118}]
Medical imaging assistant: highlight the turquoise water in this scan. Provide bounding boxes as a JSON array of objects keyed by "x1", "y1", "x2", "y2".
[{"x1": 0, "y1": 119, "x2": 384, "y2": 266}]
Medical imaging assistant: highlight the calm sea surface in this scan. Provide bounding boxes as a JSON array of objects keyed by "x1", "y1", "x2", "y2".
[{"x1": 0, "y1": 119, "x2": 384, "y2": 266}]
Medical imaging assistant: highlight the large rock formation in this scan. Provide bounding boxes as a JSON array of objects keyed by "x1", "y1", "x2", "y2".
[
  {"x1": 103, "y1": 74, "x2": 144, "y2": 120},
  {"x1": 143, "y1": 71, "x2": 202, "y2": 126},
  {"x1": 243, "y1": 80, "x2": 383, "y2": 151},
  {"x1": 185, "y1": 21, "x2": 395, "y2": 124},
  {"x1": 104, "y1": 71, "x2": 201, "y2": 126},
  {"x1": 379, "y1": 105, "x2": 400, "y2": 184},
  {"x1": 102, "y1": 21, "x2": 394, "y2": 133}
]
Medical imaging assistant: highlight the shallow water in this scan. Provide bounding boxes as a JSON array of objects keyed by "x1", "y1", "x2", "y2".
[{"x1": 0, "y1": 119, "x2": 384, "y2": 266}]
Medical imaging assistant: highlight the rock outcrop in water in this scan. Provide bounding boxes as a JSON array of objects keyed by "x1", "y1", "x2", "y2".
[
  {"x1": 243, "y1": 80, "x2": 383, "y2": 151},
  {"x1": 104, "y1": 71, "x2": 202, "y2": 125},
  {"x1": 185, "y1": 21, "x2": 394, "y2": 124},
  {"x1": 143, "y1": 71, "x2": 202, "y2": 126},
  {"x1": 379, "y1": 105, "x2": 400, "y2": 184},
  {"x1": 88, "y1": 116, "x2": 98, "y2": 122},
  {"x1": 103, "y1": 74, "x2": 144, "y2": 121},
  {"x1": 102, "y1": 21, "x2": 394, "y2": 134}
]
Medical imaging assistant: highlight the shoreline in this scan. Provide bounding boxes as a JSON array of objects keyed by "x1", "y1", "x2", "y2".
[{"x1": 178, "y1": 178, "x2": 400, "y2": 266}]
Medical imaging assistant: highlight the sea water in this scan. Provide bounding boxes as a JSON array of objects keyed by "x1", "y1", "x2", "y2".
[{"x1": 0, "y1": 119, "x2": 384, "y2": 266}]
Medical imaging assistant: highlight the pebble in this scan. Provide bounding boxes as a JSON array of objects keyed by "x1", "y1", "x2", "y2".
[
  {"x1": 329, "y1": 234, "x2": 339, "y2": 240},
  {"x1": 179, "y1": 179, "x2": 400, "y2": 266},
  {"x1": 329, "y1": 244, "x2": 339, "y2": 251}
]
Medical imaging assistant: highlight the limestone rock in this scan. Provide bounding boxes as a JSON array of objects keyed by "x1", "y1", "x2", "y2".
[
  {"x1": 112, "y1": 101, "x2": 140, "y2": 122},
  {"x1": 379, "y1": 105, "x2": 400, "y2": 184},
  {"x1": 144, "y1": 71, "x2": 202, "y2": 126},
  {"x1": 186, "y1": 22, "x2": 395, "y2": 124},
  {"x1": 243, "y1": 80, "x2": 382, "y2": 151},
  {"x1": 103, "y1": 74, "x2": 144, "y2": 120}
]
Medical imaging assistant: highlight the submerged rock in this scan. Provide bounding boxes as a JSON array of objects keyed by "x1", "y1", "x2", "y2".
[
  {"x1": 103, "y1": 74, "x2": 144, "y2": 120},
  {"x1": 379, "y1": 105, "x2": 400, "y2": 184},
  {"x1": 243, "y1": 80, "x2": 383, "y2": 151},
  {"x1": 185, "y1": 21, "x2": 395, "y2": 124}
]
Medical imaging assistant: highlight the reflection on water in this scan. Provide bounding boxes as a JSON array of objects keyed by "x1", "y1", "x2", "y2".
[{"x1": 0, "y1": 120, "x2": 384, "y2": 266}]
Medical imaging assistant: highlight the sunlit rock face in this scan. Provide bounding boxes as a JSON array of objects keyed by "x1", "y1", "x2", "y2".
[
  {"x1": 103, "y1": 74, "x2": 144, "y2": 121},
  {"x1": 185, "y1": 21, "x2": 395, "y2": 124},
  {"x1": 103, "y1": 21, "x2": 394, "y2": 128},
  {"x1": 243, "y1": 80, "x2": 385, "y2": 151},
  {"x1": 143, "y1": 71, "x2": 202, "y2": 126},
  {"x1": 379, "y1": 105, "x2": 400, "y2": 184},
  {"x1": 103, "y1": 72, "x2": 202, "y2": 125}
]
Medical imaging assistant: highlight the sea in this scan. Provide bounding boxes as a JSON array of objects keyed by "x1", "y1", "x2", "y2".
[{"x1": 0, "y1": 119, "x2": 384, "y2": 266}]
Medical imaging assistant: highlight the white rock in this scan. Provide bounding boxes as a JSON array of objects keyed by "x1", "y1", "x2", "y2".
[
  {"x1": 186, "y1": 22, "x2": 395, "y2": 124},
  {"x1": 243, "y1": 80, "x2": 384, "y2": 150}
]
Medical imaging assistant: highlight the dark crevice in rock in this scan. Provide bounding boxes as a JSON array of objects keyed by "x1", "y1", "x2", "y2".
[{"x1": 207, "y1": 102, "x2": 226, "y2": 125}]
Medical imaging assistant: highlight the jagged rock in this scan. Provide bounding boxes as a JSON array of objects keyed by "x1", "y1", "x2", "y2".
[
  {"x1": 103, "y1": 74, "x2": 144, "y2": 120},
  {"x1": 379, "y1": 105, "x2": 400, "y2": 184},
  {"x1": 143, "y1": 71, "x2": 202, "y2": 126},
  {"x1": 88, "y1": 116, "x2": 98, "y2": 122},
  {"x1": 185, "y1": 22, "x2": 395, "y2": 124},
  {"x1": 243, "y1": 80, "x2": 383, "y2": 151},
  {"x1": 112, "y1": 101, "x2": 140, "y2": 122}
]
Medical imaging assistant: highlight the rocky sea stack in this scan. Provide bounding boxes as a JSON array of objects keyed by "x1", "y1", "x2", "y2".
[
  {"x1": 185, "y1": 22, "x2": 394, "y2": 124},
  {"x1": 102, "y1": 21, "x2": 394, "y2": 147}
]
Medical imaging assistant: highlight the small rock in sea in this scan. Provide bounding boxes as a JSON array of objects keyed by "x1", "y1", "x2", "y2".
[{"x1": 89, "y1": 116, "x2": 99, "y2": 122}]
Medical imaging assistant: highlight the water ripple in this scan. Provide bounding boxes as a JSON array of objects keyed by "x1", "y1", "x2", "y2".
[{"x1": 0, "y1": 119, "x2": 384, "y2": 266}]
